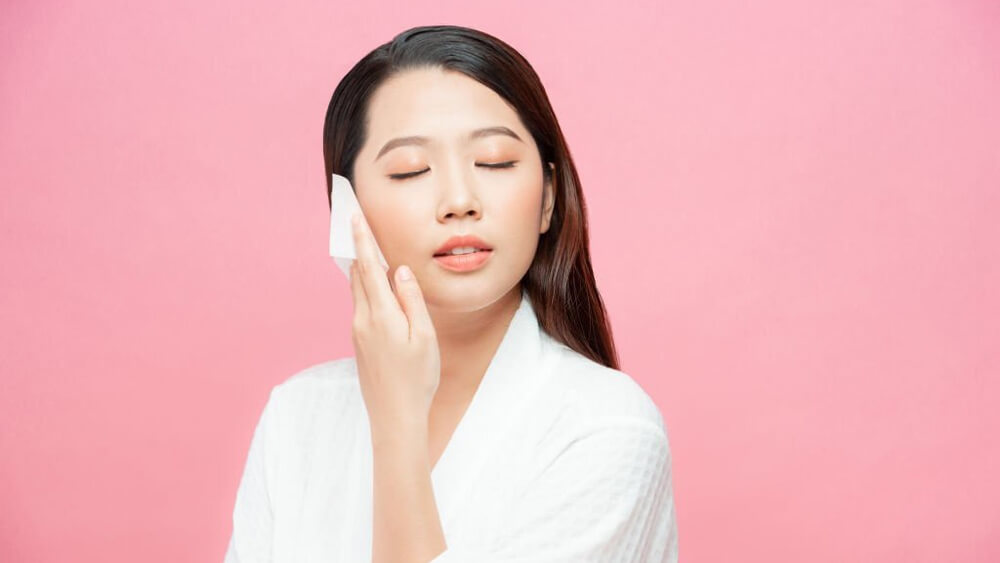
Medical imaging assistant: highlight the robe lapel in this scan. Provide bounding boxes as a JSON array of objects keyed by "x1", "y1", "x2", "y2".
[{"x1": 429, "y1": 290, "x2": 555, "y2": 525}]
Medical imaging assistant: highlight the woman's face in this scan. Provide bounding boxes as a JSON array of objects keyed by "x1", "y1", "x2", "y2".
[{"x1": 352, "y1": 66, "x2": 555, "y2": 312}]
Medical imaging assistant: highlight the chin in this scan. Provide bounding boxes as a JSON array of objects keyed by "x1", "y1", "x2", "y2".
[
  {"x1": 423, "y1": 287, "x2": 496, "y2": 313},
  {"x1": 421, "y1": 279, "x2": 519, "y2": 314}
]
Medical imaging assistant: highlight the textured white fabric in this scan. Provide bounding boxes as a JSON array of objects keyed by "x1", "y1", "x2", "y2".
[{"x1": 224, "y1": 292, "x2": 678, "y2": 562}]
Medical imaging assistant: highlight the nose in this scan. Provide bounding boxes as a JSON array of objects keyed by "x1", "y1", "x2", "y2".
[{"x1": 436, "y1": 165, "x2": 482, "y2": 223}]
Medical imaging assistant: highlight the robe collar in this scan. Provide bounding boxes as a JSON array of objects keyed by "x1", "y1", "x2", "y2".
[{"x1": 429, "y1": 289, "x2": 556, "y2": 521}]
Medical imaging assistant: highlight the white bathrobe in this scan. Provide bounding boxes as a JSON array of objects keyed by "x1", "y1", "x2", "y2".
[{"x1": 224, "y1": 292, "x2": 679, "y2": 562}]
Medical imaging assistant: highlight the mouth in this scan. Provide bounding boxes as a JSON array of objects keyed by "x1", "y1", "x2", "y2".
[
  {"x1": 432, "y1": 248, "x2": 493, "y2": 272},
  {"x1": 433, "y1": 234, "x2": 493, "y2": 257},
  {"x1": 432, "y1": 248, "x2": 492, "y2": 257}
]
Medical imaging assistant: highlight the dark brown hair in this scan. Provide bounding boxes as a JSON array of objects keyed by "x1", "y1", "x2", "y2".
[{"x1": 322, "y1": 25, "x2": 620, "y2": 370}]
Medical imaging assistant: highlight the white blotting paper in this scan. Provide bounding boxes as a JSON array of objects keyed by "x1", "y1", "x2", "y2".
[{"x1": 329, "y1": 173, "x2": 388, "y2": 278}]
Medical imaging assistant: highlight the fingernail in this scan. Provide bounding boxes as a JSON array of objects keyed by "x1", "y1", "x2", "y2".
[{"x1": 398, "y1": 265, "x2": 413, "y2": 281}]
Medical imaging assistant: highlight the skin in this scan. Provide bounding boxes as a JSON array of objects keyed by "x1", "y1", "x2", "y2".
[{"x1": 347, "y1": 66, "x2": 556, "y2": 562}]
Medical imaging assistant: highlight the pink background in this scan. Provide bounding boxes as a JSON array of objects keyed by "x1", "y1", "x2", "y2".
[{"x1": 2, "y1": 1, "x2": 997, "y2": 561}]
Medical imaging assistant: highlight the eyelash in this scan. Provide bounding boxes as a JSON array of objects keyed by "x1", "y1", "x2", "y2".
[{"x1": 388, "y1": 161, "x2": 518, "y2": 181}]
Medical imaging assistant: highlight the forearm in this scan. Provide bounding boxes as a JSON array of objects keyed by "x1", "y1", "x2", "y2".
[{"x1": 370, "y1": 420, "x2": 447, "y2": 563}]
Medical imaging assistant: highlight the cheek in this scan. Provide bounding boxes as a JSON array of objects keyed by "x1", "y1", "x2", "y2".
[
  {"x1": 493, "y1": 181, "x2": 545, "y2": 257},
  {"x1": 364, "y1": 201, "x2": 422, "y2": 264},
  {"x1": 503, "y1": 179, "x2": 545, "y2": 229}
]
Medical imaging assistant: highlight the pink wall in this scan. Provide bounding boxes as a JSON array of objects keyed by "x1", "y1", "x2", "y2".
[{"x1": 1, "y1": 1, "x2": 997, "y2": 561}]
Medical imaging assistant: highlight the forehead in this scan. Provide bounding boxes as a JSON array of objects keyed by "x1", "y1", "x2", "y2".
[{"x1": 364, "y1": 67, "x2": 526, "y2": 144}]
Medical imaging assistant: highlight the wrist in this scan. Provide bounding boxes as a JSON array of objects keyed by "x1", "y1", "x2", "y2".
[{"x1": 369, "y1": 413, "x2": 429, "y2": 448}]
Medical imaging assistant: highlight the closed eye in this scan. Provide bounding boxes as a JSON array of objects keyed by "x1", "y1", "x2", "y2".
[
  {"x1": 387, "y1": 161, "x2": 518, "y2": 181},
  {"x1": 388, "y1": 168, "x2": 429, "y2": 181},
  {"x1": 478, "y1": 161, "x2": 518, "y2": 169}
]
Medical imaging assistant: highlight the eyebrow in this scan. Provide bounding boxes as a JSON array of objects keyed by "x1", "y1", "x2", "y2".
[{"x1": 374, "y1": 126, "x2": 524, "y2": 162}]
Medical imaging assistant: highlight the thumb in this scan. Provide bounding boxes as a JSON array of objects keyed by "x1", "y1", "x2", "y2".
[{"x1": 394, "y1": 265, "x2": 434, "y2": 340}]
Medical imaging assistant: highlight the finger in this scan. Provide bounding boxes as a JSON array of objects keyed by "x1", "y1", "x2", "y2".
[
  {"x1": 349, "y1": 260, "x2": 368, "y2": 317},
  {"x1": 393, "y1": 265, "x2": 435, "y2": 341},
  {"x1": 352, "y1": 211, "x2": 397, "y2": 315}
]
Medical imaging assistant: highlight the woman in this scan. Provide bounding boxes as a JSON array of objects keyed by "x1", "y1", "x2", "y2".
[{"x1": 225, "y1": 24, "x2": 678, "y2": 563}]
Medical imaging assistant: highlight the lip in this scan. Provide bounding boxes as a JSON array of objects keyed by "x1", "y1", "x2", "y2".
[
  {"x1": 433, "y1": 249, "x2": 493, "y2": 272},
  {"x1": 433, "y1": 234, "x2": 493, "y2": 256}
]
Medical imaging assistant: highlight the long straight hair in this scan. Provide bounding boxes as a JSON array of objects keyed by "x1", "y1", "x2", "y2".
[{"x1": 323, "y1": 25, "x2": 620, "y2": 370}]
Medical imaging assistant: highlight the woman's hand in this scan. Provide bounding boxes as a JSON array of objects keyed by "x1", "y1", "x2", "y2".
[
  {"x1": 348, "y1": 211, "x2": 440, "y2": 438},
  {"x1": 350, "y1": 211, "x2": 448, "y2": 563}
]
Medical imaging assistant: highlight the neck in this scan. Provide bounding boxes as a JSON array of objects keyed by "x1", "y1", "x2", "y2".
[{"x1": 426, "y1": 286, "x2": 522, "y2": 399}]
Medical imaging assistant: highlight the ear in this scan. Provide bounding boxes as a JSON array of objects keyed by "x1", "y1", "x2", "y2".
[{"x1": 540, "y1": 161, "x2": 556, "y2": 234}]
